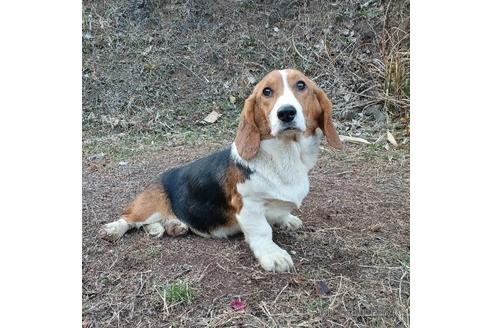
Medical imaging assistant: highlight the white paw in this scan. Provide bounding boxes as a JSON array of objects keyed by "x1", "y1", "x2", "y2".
[
  {"x1": 99, "y1": 219, "x2": 129, "y2": 242},
  {"x1": 143, "y1": 222, "x2": 165, "y2": 238},
  {"x1": 279, "y1": 214, "x2": 303, "y2": 231},
  {"x1": 256, "y1": 244, "x2": 294, "y2": 273}
]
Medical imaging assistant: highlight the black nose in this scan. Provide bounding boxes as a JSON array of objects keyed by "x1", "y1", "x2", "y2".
[{"x1": 277, "y1": 106, "x2": 296, "y2": 123}]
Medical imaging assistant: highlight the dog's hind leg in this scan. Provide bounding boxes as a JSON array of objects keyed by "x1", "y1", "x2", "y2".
[{"x1": 100, "y1": 184, "x2": 177, "y2": 241}]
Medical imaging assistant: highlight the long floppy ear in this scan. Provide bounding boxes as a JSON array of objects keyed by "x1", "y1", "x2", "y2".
[
  {"x1": 314, "y1": 87, "x2": 343, "y2": 150},
  {"x1": 234, "y1": 94, "x2": 260, "y2": 160}
]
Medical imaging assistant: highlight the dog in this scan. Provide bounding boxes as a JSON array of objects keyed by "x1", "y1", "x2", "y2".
[{"x1": 100, "y1": 69, "x2": 342, "y2": 272}]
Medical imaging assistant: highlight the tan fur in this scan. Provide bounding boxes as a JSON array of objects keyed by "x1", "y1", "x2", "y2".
[
  {"x1": 234, "y1": 96, "x2": 261, "y2": 160},
  {"x1": 223, "y1": 164, "x2": 248, "y2": 226},
  {"x1": 121, "y1": 183, "x2": 175, "y2": 223},
  {"x1": 313, "y1": 86, "x2": 343, "y2": 149},
  {"x1": 288, "y1": 69, "x2": 342, "y2": 148},
  {"x1": 235, "y1": 71, "x2": 284, "y2": 159}
]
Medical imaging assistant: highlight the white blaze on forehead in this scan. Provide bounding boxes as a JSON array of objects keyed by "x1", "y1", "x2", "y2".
[
  {"x1": 278, "y1": 69, "x2": 300, "y2": 108},
  {"x1": 268, "y1": 69, "x2": 306, "y2": 136}
]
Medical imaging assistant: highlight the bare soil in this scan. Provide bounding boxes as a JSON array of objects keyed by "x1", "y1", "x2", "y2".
[{"x1": 82, "y1": 143, "x2": 409, "y2": 327}]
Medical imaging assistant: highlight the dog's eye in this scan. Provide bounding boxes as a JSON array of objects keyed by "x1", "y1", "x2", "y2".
[
  {"x1": 262, "y1": 87, "x2": 273, "y2": 97},
  {"x1": 296, "y1": 81, "x2": 306, "y2": 91}
]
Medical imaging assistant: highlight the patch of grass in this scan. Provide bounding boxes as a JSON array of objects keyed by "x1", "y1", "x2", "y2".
[
  {"x1": 305, "y1": 299, "x2": 329, "y2": 313},
  {"x1": 364, "y1": 143, "x2": 384, "y2": 159},
  {"x1": 358, "y1": 143, "x2": 408, "y2": 163},
  {"x1": 156, "y1": 280, "x2": 194, "y2": 306},
  {"x1": 378, "y1": 244, "x2": 410, "y2": 269},
  {"x1": 100, "y1": 273, "x2": 121, "y2": 286},
  {"x1": 146, "y1": 246, "x2": 161, "y2": 259}
]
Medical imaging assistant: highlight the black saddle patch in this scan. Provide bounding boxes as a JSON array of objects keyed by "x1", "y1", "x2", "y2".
[{"x1": 160, "y1": 148, "x2": 252, "y2": 233}]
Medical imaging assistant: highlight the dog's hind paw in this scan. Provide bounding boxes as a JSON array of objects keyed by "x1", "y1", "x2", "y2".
[
  {"x1": 99, "y1": 219, "x2": 130, "y2": 242},
  {"x1": 279, "y1": 214, "x2": 303, "y2": 231}
]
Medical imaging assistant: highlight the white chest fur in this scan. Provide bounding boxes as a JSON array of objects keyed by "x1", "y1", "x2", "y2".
[{"x1": 232, "y1": 129, "x2": 322, "y2": 209}]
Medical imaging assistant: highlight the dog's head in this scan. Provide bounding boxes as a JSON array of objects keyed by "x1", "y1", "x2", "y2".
[{"x1": 234, "y1": 69, "x2": 343, "y2": 160}]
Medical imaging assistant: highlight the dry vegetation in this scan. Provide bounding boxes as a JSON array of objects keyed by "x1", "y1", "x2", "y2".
[
  {"x1": 82, "y1": 0, "x2": 409, "y2": 158},
  {"x1": 82, "y1": 0, "x2": 410, "y2": 327}
]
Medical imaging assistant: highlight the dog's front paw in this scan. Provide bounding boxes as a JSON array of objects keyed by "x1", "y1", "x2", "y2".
[
  {"x1": 257, "y1": 244, "x2": 294, "y2": 273},
  {"x1": 279, "y1": 214, "x2": 303, "y2": 231}
]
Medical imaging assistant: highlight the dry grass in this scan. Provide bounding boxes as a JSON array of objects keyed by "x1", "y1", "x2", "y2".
[
  {"x1": 373, "y1": 0, "x2": 410, "y2": 131},
  {"x1": 82, "y1": 0, "x2": 410, "y2": 160}
]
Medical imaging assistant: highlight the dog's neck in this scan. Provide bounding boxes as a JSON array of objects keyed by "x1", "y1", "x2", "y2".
[
  {"x1": 231, "y1": 129, "x2": 323, "y2": 174},
  {"x1": 232, "y1": 132, "x2": 322, "y2": 207}
]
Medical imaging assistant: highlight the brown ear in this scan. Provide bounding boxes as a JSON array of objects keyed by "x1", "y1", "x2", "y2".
[
  {"x1": 314, "y1": 87, "x2": 343, "y2": 150},
  {"x1": 234, "y1": 94, "x2": 260, "y2": 160}
]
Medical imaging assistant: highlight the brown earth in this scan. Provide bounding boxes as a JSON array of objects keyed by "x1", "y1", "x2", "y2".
[{"x1": 82, "y1": 143, "x2": 409, "y2": 327}]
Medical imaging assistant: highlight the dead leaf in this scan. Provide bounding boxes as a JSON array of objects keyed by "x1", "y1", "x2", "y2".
[
  {"x1": 368, "y1": 223, "x2": 384, "y2": 232},
  {"x1": 142, "y1": 45, "x2": 153, "y2": 56},
  {"x1": 387, "y1": 131, "x2": 398, "y2": 146},
  {"x1": 339, "y1": 135, "x2": 371, "y2": 145},
  {"x1": 291, "y1": 275, "x2": 306, "y2": 286},
  {"x1": 230, "y1": 298, "x2": 246, "y2": 311},
  {"x1": 315, "y1": 280, "x2": 332, "y2": 296},
  {"x1": 203, "y1": 110, "x2": 221, "y2": 123}
]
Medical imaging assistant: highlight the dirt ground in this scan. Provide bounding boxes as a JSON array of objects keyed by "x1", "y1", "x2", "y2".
[{"x1": 82, "y1": 142, "x2": 409, "y2": 327}]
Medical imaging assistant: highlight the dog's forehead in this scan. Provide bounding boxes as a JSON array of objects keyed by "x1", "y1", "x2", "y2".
[
  {"x1": 258, "y1": 70, "x2": 282, "y2": 87},
  {"x1": 286, "y1": 69, "x2": 307, "y2": 85},
  {"x1": 258, "y1": 69, "x2": 307, "y2": 89}
]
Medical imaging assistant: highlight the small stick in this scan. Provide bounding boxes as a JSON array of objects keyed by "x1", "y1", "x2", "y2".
[{"x1": 273, "y1": 283, "x2": 289, "y2": 303}]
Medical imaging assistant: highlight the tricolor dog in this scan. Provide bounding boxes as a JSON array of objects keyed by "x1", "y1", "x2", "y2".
[{"x1": 100, "y1": 69, "x2": 342, "y2": 272}]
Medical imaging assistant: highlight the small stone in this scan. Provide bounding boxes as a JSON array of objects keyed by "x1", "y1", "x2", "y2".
[
  {"x1": 246, "y1": 74, "x2": 256, "y2": 85},
  {"x1": 89, "y1": 153, "x2": 105, "y2": 161}
]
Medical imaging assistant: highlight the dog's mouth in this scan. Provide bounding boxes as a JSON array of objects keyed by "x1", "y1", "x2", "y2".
[{"x1": 280, "y1": 126, "x2": 302, "y2": 134}]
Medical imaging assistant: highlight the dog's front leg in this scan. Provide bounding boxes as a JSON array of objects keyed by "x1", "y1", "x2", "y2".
[{"x1": 237, "y1": 199, "x2": 294, "y2": 273}]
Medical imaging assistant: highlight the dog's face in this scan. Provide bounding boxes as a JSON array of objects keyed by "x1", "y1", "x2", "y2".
[{"x1": 235, "y1": 69, "x2": 343, "y2": 160}]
